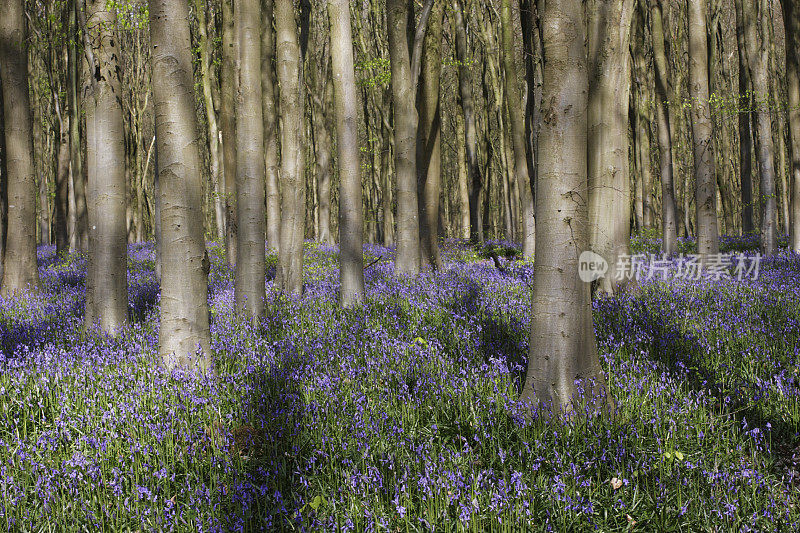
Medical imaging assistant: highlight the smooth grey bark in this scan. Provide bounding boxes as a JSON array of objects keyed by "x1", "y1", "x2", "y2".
[
  {"x1": 262, "y1": 0, "x2": 281, "y2": 253},
  {"x1": 784, "y1": 0, "x2": 800, "y2": 252},
  {"x1": 309, "y1": 61, "x2": 334, "y2": 246},
  {"x1": 688, "y1": 0, "x2": 719, "y2": 257},
  {"x1": 388, "y1": 0, "x2": 421, "y2": 275},
  {"x1": 734, "y1": 0, "x2": 755, "y2": 235},
  {"x1": 275, "y1": 0, "x2": 306, "y2": 295},
  {"x1": 651, "y1": 0, "x2": 678, "y2": 254},
  {"x1": 329, "y1": 0, "x2": 365, "y2": 307},
  {"x1": 83, "y1": 0, "x2": 128, "y2": 331},
  {"x1": 221, "y1": 0, "x2": 238, "y2": 266},
  {"x1": 587, "y1": 0, "x2": 636, "y2": 294},
  {"x1": 520, "y1": 0, "x2": 608, "y2": 417},
  {"x1": 501, "y1": 0, "x2": 535, "y2": 259},
  {"x1": 235, "y1": 0, "x2": 267, "y2": 320},
  {"x1": 149, "y1": 0, "x2": 212, "y2": 373},
  {"x1": 0, "y1": 77, "x2": 6, "y2": 282},
  {"x1": 0, "y1": 0, "x2": 39, "y2": 295},
  {"x1": 743, "y1": 0, "x2": 777, "y2": 255},
  {"x1": 54, "y1": 115, "x2": 70, "y2": 256},
  {"x1": 417, "y1": 0, "x2": 444, "y2": 271},
  {"x1": 452, "y1": 0, "x2": 482, "y2": 243}
]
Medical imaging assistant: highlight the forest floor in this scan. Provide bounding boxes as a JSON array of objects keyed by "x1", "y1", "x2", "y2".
[{"x1": 0, "y1": 236, "x2": 798, "y2": 531}]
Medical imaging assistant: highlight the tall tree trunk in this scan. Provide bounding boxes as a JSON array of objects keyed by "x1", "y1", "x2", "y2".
[
  {"x1": 388, "y1": 0, "x2": 421, "y2": 275},
  {"x1": 651, "y1": 0, "x2": 678, "y2": 254},
  {"x1": 196, "y1": 0, "x2": 225, "y2": 244},
  {"x1": 452, "y1": 0, "x2": 482, "y2": 243},
  {"x1": 310, "y1": 68, "x2": 334, "y2": 246},
  {"x1": 688, "y1": 0, "x2": 719, "y2": 257},
  {"x1": 221, "y1": 0, "x2": 238, "y2": 266},
  {"x1": 520, "y1": 0, "x2": 608, "y2": 416},
  {"x1": 235, "y1": 0, "x2": 267, "y2": 319},
  {"x1": 54, "y1": 118, "x2": 70, "y2": 256},
  {"x1": 501, "y1": 0, "x2": 535, "y2": 259},
  {"x1": 83, "y1": 0, "x2": 128, "y2": 331},
  {"x1": 417, "y1": 0, "x2": 444, "y2": 271},
  {"x1": 275, "y1": 0, "x2": 306, "y2": 295},
  {"x1": 454, "y1": 97, "x2": 470, "y2": 240},
  {"x1": 587, "y1": 0, "x2": 636, "y2": 294},
  {"x1": 262, "y1": 0, "x2": 281, "y2": 253},
  {"x1": 743, "y1": 0, "x2": 777, "y2": 255},
  {"x1": 784, "y1": 0, "x2": 800, "y2": 252},
  {"x1": 734, "y1": 0, "x2": 754, "y2": 235},
  {"x1": 69, "y1": 0, "x2": 87, "y2": 253},
  {"x1": 381, "y1": 115, "x2": 395, "y2": 246},
  {"x1": 329, "y1": 0, "x2": 365, "y2": 306},
  {"x1": 0, "y1": 76, "x2": 6, "y2": 282},
  {"x1": 632, "y1": 1, "x2": 653, "y2": 230},
  {"x1": 149, "y1": 0, "x2": 212, "y2": 372}
]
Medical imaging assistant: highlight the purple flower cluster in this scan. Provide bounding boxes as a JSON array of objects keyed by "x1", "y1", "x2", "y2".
[{"x1": 0, "y1": 239, "x2": 797, "y2": 531}]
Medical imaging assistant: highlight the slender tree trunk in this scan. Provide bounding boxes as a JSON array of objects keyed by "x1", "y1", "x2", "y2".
[
  {"x1": 651, "y1": 0, "x2": 678, "y2": 254},
  {"x1": 452, "y1": 0, "x2": 482, "y2": 243},
  {"x1": 310, "y1": 70, "x2": 334, "y2": 246},
  {"x1": 734, "y1": 0, "x2": 754, "y2": 235},
  {"x1": 83, "y1": 0, "x2": 128, "y2": 331},
  {"x1": 262, "y1": 0, "x2": 281, "y2": 253},
  {"x1": 454, "y1": 97, "x2": 470, "y2": 240},
  {"x1": 221, "y1": 0, "x2": 238, "y2": 266},
  {"x1": 688, "y1": 0, "x2": 719, "y2": 258},
  {"x1": 149, "y1": 0, "x2": 212, "y2": 372},
  {"x1": 235, "y1": 0, "x2": 267, "y2": 319},
  {"x1": 0, "y1": 77, "x2": 6, "y2": 282},
  {"x1": 417, "y1": 0, "x2": 444, "y2": 270},
  {"x1": 784, "y1": 0, "x2": 800, "y2": 252},
  {"x1": 520, "y1": 0, "x2": 608, "y2": 417},
  {"x1": 69, "y1": 0, "x2": 87, "y2": 253},
  {"x1": 329, "y1": 0, "x2": 365, "y2": 306},
  {"x1": 381, "y1": 115, "x2": 395, "y2": 246},
  {"x1": 195, "y1": 0, "x2": 225, "y2": 244},
  {"x1": 743, "y1": 0, "x2": 777, "y2": 255},
  {"x1": 587, "y1": 0, "x2": 636, "y2": 293},
  {"x1": 54, "y1": 118, "x2": 70, "y2": 256},
  {"x1": 632, "y1": 2, "x2": 653, "y2": 230},
  {"x1": 501, "y1": 0, "x2": 535, "y2": 259},
  {"x1": 388, "y1": 0, "x2": 421, "y2": 275},
  {"x1": 275, "y1": 0, "x2": 306, "y2": 295}
]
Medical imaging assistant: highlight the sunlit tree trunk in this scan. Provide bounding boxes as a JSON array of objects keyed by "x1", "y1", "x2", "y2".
[
  {"x1": 275, "y1": 0, "x2": 306, "y2": 295},
  {"x1": 651, "y1": 0, "x2": 678, "y2": 254},
  {"x1": 329, "y1": 0, "x2": 365, "y2": 306},
  {"x1": 520, "y1": 0, "x2": 609, "y2": 417},
  {"x1": 149, "y1": 0, "x2": 212, "y2": 372},
  {"x1": 84, "y1": 0, "x2": 128, "y2": 331},
  {"x1": 688, "y1": 0, "x2": 719, "y2": 257},
  {"x1": 586, "y1": 0, "x2": 636, "y2": 294},
  {"x1": 262, "y1": 0, "x2": 281, "y2": 253},
  {"x1": 784, "y1": 0, "x2": 800, "y2": 252},
  {"x1": 235, "y1": 0, "x2": 267, "y2": 319},
  {"x1": 0, "y1": 0, "x2": 39, "y2": 296},
  {"x1": 221, "y1": 0, "x2": 238, "y2": 266}
]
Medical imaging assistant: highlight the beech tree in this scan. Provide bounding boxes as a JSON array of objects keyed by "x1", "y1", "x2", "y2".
[
  {"x1": 83, "y1": 0, "x2": 128, "y2": 332},
  {"x1": 329, "y1": 0, "x2": 365, "y2": 306},
  {"x1": 235, "y1": 0, "x2": 267, "y2": 320},
  {"x1": 149, "y1": 0, "x2": 212, "y2": 372},
  {"x1": 785, "y1": 0, "x2": 800, "y2": 253},
  {"x1": 0, "y1": 0, "x2": 39, "y2": 295},
  {"x1": 520, "y1": 0, "x2": 608, "y2": 416},
  {"x1": 262, "y1": 0, "x2": 281, "y2": 253}
]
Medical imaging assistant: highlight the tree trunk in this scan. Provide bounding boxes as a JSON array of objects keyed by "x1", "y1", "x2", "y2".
[
  {"x1": 651, "y1": 0, "x2": 678, "y2": 254},
  {"x1": 520, "y1": 0, "x2": 608, "y2": 417},
  {"x1": 196, "y1": 0, "x2": 225, "y2": 245},
  {"x1": 388, "y1": 0, "x2": 421, "y2": 275},
  {"x1": 310, "y1": 67, "x2": 334, "y2": 246},
  {"x1": 688, "y1": 0, "x2": 719, "y2": 258},
  {"x1": 734, "y1": 0, "x2": 754, "y2": 235},
  {"x1": 743, "y1": 0, "x2": 777, "y2": 255},
  {"x1": 235, "y1": 0, "x2": 267, "y2": 319},
  {"x1": 329, "y1": 0, "x2": 365, "y2": 306},
  {"x1": 454, "y1": 97, "x2": 470, "y2": 240},
  {"x1": 54, "y1": 118, "x2": 70, "y2": 256},
  {"x1": 381, "y1": 115, "x2": 395, "y2": 247},
  {"x1": 784, "y1": 0, "x2": 800, "y2": 252},
  {"x1": 149, "y1": 0, "x2": 212, "y2": 372},
  {"x1": 221, "y1": 0, "x2": 238, "y2": 266},
  {"x1": 587, "y1": 0, "x2": 636, "y2": 294},
  {"x1": 501, "y1": 0, "x2": 535, "y2": 259},
  {"x1": 69, "y1": 0, "x2": 87, "y2": 253},
  {"x1": 0, "y1": 75, "x2": 6, "y2": 282},
  {"x1": 452, "y1": 0, "x2": 482, "y2": 244},
  {"x1": 83, "y1": 0, "x2": 128, "y2": 331},
  {"x1": 417, "y1": 0, "x2": 444, "y2": 271},
  {"x1": 262, "y1": 0, "x2": 281, "y2": 253},
  {"x1": 275, "y1": 0, "x2": 306, "y2": 295}
]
